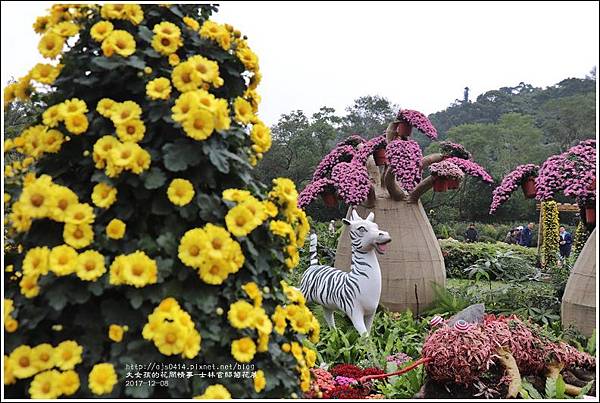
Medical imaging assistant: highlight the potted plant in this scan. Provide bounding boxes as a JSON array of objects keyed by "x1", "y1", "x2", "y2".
[
  {"x1": 396, "y1": 109, "x2": 438, "y2": 140},
  {"x1": 489, "y1": 164, "x2": 539, "y2": 213},
  {"x1": 368, "y1": 135, "x2": 388, "y2": 166},
  {"x1": 429, "y1": 160, "x2": 464, "y2": 193}
]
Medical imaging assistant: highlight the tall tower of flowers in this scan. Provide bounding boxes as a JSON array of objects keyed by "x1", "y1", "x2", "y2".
[{"x1": 4, "y1": 4, "x2": 318, "y2": 399}]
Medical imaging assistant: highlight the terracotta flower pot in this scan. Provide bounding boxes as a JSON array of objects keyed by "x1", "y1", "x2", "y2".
[
  {"x1": 396, "y1": 121, "x2": 412, "y2": 138},
  {"x1": 585, "y1": 205, "x2": 595, "y2": 224},
  {"x1": 447, "y1": 178, "x2": 460, "y2": 190},
  {"x1": 521, "y1": 177, "x2": 537, "y2": 199},
  {"x1": 373, "y1": 148, "x2": 388, "y2": 166},
  {"x1": 322, "y1": 191, "x2": 338, "y2": 208},
  {"x1": 433, "y1": 177, "x2": 448, "y2": 192}
]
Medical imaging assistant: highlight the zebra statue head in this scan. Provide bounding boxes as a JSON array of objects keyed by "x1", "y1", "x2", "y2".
[{"x1": 342, "y1": 209, "x2": 391, "y2": 254}]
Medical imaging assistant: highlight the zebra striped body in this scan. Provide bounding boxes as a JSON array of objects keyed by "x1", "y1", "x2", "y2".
[{"x1": 300, "y1": 210, "x2": 391, "y2": 335}]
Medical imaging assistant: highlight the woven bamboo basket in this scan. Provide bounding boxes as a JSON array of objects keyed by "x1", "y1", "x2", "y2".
[{"x1": 561, "y1": 228, "x2": 596, "y2": 337}]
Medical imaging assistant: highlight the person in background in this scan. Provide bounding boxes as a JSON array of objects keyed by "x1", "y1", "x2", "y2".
[
  {"x1": 519, "y1": 222, "x2": 535, "y2": 247},
  {"x1": 504, "y1": 228, "x2": 519, "y2": 244},
  {"x1": 559, "y1": 225, "x2": 573, "y2": 258},
  {"x1": 464, "y1": 223, "x2": 479, "y2": 243}
]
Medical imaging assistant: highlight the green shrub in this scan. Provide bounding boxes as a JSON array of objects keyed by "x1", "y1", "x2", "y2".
[{"x1": 440, "y1": 240, "x2": 539, "y2": 279}]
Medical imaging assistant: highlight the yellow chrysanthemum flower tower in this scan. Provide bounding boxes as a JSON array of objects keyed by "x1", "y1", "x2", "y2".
[{"x1": 4, "y1": 4, "x2": 315, "y2": 399}]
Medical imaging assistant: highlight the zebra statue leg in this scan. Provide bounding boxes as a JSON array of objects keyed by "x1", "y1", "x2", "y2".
[
  {"x1": 364, "y1": 313, "x2": 375, "y2": 334},
  {"x1": 323, "y1": 308, "x2": 335, "y2": 329},
  {"x1": 349, "y1": 309, "x2": 368, "y2": 336}
]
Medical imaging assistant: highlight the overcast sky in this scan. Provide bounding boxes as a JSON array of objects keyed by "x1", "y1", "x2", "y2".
[{"x1": 2, "y1": 1, "x2": 598, "y2": 125}]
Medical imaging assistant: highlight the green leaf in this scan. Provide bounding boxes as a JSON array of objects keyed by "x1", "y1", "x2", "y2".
[
  {"x1": 128, "y1": 290, "x2": 144, "y2": 309},
  {"x1": 125, "y1": 384, "x2": 154, "y2": 398},
  {"x1": 91, "y1": 56, "x2": 122, "y2": 70},
  {"x1": 124, "y1": 55, "x2": 146, "y2": 70},
  {"x1": 138, "y1": 25, "x2": 153, "y2": 43},
  {"x1": 208, "y1": 149, "x2": 230, "y2": 173},
  {"x1": 545, "y1": 376, "x2": 557, "y2": 398},
  {"x1": 554, "y1": 374, "x2": 565, "y2": 399},
  {"x1": 586, "y1": 329, "x2": 596, "y2": 355},
  {"x1": 578, "y1": 380, "x2": 595, "y2": 397},
  {"x1": 162, "y1": 139, "x2": 199, "y2": 172},
  {"x1": 142, "y1": 167, "x2": 167, "y2": 189},
  {"x1": 156, "y1": 233, "x2": 178, "y2": 255}
]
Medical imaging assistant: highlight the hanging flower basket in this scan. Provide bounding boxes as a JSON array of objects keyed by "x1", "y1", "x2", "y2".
[
  {"x1": 521, "y1": 177, "x2": 537, "y2": 199},
  {"x1": 433, "y1": 176, "x2": 449, "y2": 192},
  {"x1": 585, "y1": 205, "x2": 595, "y2": 224},
  {"x1": 322, "y1": 190, "x2": 338, "y2": 207},
  {"x1": 396, "y1": 121, "x2": 412, "y2": 138},
  {"x1": 373, "y1": 148, "x2": 388, "y2": 166},
  {"x1": 447, "y1": 178, "x2": 461, "y2": 190}
]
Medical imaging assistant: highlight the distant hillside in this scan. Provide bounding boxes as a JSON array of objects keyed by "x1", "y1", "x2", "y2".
[{"x1": 429, "y1": 77, "x2": 596, "y2": 141}]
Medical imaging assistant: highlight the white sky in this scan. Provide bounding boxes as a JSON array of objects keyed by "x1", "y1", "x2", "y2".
[{"x1": 1, "y1": 1, "x2": 598, "y2": 125}]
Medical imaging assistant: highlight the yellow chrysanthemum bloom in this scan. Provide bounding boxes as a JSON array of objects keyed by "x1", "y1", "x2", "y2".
[
  {"x1": 5, "y1": 314, "x2": 18, "y2": 331},
  {"x1": 109, "y1": 141, "x2": 139, "y2": 168},
  {"x1": 102, "y1": 30, "x2": 136, "y2": 58},
  {"x1": 75, "y1": 250, "x2": 106, "y2": 281},
  {"x1": 303, "y1": 346, "x2": 317, "y2": 368},
  {"x1": 171, "y1": 61, "x2": 201, "y2": 93},
  {"x1": 93, "y1": 135, "x2": 119, "y2": 167},
  {"x1": 120, "y1": 251, "x2": 157, "y2": 287},
  {"x1": 38, "y1": 32, "x2": 65, "y2": 59},
  {"x1": 257, "y1": 331, "x2": 269, "y2": 352},
  {"x1": 106, "y1": 218, "x2": 126, "y2": 239},
  {"x1": 168, "y1": 53, "x2": 180, "y2": 66},
  {"x1": 9, "y1": 202, "x2": 32, "y2": 233},
  {"x1": 64, "y1": 113, "x2": 89, "y2": 135},
  {"x1": 270, "y1": 178, "x2": 298, "y2": 205},
  {"x1": 100, "y1": 3, "x2": 126, "y2": 19},
  {"x1": 19, "y1": 176, "x2": 54, "y2": 219},
  {"x1": 49, "y1": 185, "x2": 79, "y2": 222},
  {"x1": 54, "y1": 341, "x2": 82, "y2": 371},
  {"x1": 198, "y1": 257, "x2": 230, "y2": 285},
  {"x1": 64, "y1": 203, "x2": 95, "y2": 225},
  {"x1": 108, "y1": 255, "x2": 126, "y2": 285},
  {"x1": 42, "y1": 105, "x2": 63, "y2": 127},
  {"x1": 20, "y1": 274, "x2": 40, "y2": 298},
  {"x1": 4, "y1": 355, "x2": 17, "y2": 385},
  {"x1": 59, "y1": 370, "x2": 80, "y2": 396},
  {"x1": 271, "y1": 306, "x2": 287, "y2": 335},
  {"x1": 167, "y1": 178, "x2": 195, "y2": 206},
  {"x1": 31, "y1": 344, "x2": 55, "y2": 372},
  {"x1": 269, "y1": 220, "x2": 293, "y2": 239},
  {"x1": 60, "y1": 98, "x2": 88, "y2": 116},
  {"x1": 194, "y1": 384, "x2": 231, "y2": 399},
  {"x1": 64, "y1": 223, "x2": 94, "y2": 249},
  {"x1": 41, "y1": 129, "x2": 65, "y2": 153},
  {"x1": 4, "y1": 299, "x2": 15, "y2": 321},
  {"x1": 116, "y1": 119, "x2": 146, "y2": 143},
  {"x1": 254, "y1": 369, "x2": 266, "y2": 393},
  {"x1": 30, "y1": 63, "x2": 62, "y2": 85},
  {"x1": 227, "y1": 300, "x2": 255, "y2": 329},
  {"x1": 199, "y1": 21, "x2": 231, "y2": 51},
  {"x1": 187, "y1": 56, "x2": 221, "y2": 87},
  {"x1": 177, "y1": 228, "x2": 208, "y2": 268},
  {"x1": 33, "y1": 15, "x2": 51, "y2": 33},
  {"x1": 91, "y1": 183, "x2": 117, "y2": 209},
  {"x1": 225, "y1": 204, "x2": 259, "y2": 237},
  {"x1": 252, "y1": 308, "x2": 273, "y2": 334},
  {"x1": 242, "y1": 282, "x2": 262, "y2": 306},
  {"x1": 289, "y1": 310, "x2": 312, "y2": 334},
  {"x1": 182, "y1": 109, "x2": 215, "y2": 141},
  {"x1": 29, "y1": 369, "x2": 62, "y2": 399},
  {"x1": 52, "y1": 21, "x2": 79, "y2": 37},
  {"x1": 153, "y1": 321, "x2": 186, "y2": 355},
  {"x1": 222, "y1": 189, "x2": 251, "y2": 203},
  {"x1": 96, "y1": 98, "x2": 117, "y2": 118},
  {"x1": 203, "y1": 224, "x2": 244, "y2": 265},
  {"x1": 153, "y1": 21, "x2": 181, "y2": 37},
  {"x1": 110, "y1": 100, "x2": 142, "y2": 125},
  {"x1": 237, "y1": 47, "x2": 259, "y2": 71},
  {"x1": 233, "y1": 97, "x2": 254, "y2": 124},
  {"x1": 171, "y1": 91, "x2": 196, "y2": 122},
  {"x1": 146, "y1": 77, "x2": 172, "y2": 100},
  {"x1": 152, "y1": 32, "x2": 182, "y2": 55},
  {"x1": 88, "y1": 363, "x2": 117, "y2": 395},
  {"x1": 250, "y1": 122, "x2": 272, "y2": 153},
  {"x1": 10, "y1": 345, "x2": 37, "y2": 379},
  {"x1": 90, "y1": 20, "x2": 113, "y2": 42},
  {"x1": 183, "y1": 330, "x2": 201, "y2": 359},
  {"x1": 231, "y1": 337, "x2": 256, "y2": 363},
  {"x1": 23, "y1": 246, "x2": 50, "y2": 277},
  {"x1": 108, "y1": 324, "x2": 124, "y2": 342},
  {"x1": 124, "y1": 4, "x2": 144, "y2": 25},
  {"x1": 49, "y1": 244, "x2": 78, "y2": 276},
  {"x1": 130, "y1": 146, "x2": 151, "y2": 175},
  {"x1": 183, "y1": 16, "x2": 200, "y2": 31}
]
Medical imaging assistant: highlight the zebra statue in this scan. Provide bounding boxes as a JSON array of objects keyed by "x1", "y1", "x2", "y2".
[{"x1": 300, "y1": 209, "x2": 391, "y2": 335}]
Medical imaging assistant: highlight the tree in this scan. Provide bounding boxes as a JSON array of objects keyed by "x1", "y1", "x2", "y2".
[
  {"x1": 3, "y1": 4, "x2": 318, "y2": 399},
  {"x1": 538, "y1": 93, "x2": 596, "y2": 151},
  {"x1": 340, "y1": 95, "x2": 397, "y2": 139}
]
